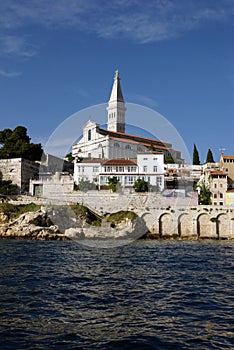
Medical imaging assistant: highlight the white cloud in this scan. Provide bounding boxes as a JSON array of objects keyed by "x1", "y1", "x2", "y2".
[
  {"x1": 129, "y1": 93, "x2": 159, "y2": 108},
  {"x1": 0, "y1": 34, "x2": 36, "y2": 57},
  {"x1": 0, "y1": 0, "x2": 233, "y2": 55},
  {"x1": 0, "y1": 69, "x2": 22, "y2": 77}
]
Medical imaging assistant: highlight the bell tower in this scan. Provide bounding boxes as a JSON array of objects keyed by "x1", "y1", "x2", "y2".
[{"x1": 107, "y1": 70, "x2": 126, "y2": 133}]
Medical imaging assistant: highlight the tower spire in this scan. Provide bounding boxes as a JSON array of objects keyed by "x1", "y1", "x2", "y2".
[{"x1": 107, "y1": 70, "x2": 126, "y2": 133}]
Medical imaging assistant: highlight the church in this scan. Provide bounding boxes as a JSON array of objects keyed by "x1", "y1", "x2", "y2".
[{"x1": 72, "y1": 70, "x2": 183, "y2": 163}]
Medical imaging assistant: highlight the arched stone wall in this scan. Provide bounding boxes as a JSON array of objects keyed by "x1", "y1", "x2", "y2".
[
  {"x1": 217, "y1": 214, "x2": 229, "y2": 239},
  {"x1": 159, "y1": 213, "x2": 174, "y2": 238},
  {"x1": 178, "y1": 213, "x2": 194, "y2": 238},
  {"x1": 197, "y1": 213, "x2": 213, "y2": 238}
]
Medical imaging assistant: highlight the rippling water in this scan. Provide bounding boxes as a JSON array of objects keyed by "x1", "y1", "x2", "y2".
[{"x1": 0, "y1": 239, "x2": 233, "y2": 349}]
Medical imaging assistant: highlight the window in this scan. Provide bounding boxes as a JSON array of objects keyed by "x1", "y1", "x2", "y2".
[
  {"x1": 143, "y1": 166, "x2": 147, "y2": 172},
  {"x1": 88, "y1": 129, "x2": 91, "y2": 141},
  {"x1": 88, "y1": 153, "x2": 91, "y2": 158},
  {"x1": 127, "y1": 166, "x2": 136, "y2": 172},
  {"x1": 153, "y1": 158, "x2": 158, "y2": 160},
  {"x1": 220, "y1": 184, "x2": 223, "y2": 188},
  {"x1": 93, "y1": 166, "x2": 99, "y2": 173},
  {"x1": 116, "y1": 166, "x2": 124, "y2": 172},
  {"x1": 214, "y1": 193, "x2": 217, "y2": 198},
  {"x1": 214, "y1": 184, "x2": 217, "y2": 188},
  {"x1": 220, "y1": 202, "x2": 223, "y2": 206},
  {"x1": 125, "y1": 144, "x2": 131, "y2": 149},
  {"x1": 104, "y1": 166, "x2": 112, "y2": 172},
  {"x1": 220, "y1": 193, "x2": 223, "y2": 199},
  {"x1": 153, "y1": 166, "x2": 158, "y2": 172},
  {"x1": 114, "y1": 142, "x2": 120, "y2": 147},
  {"x1": 156, "y1": 176, "x2": 162, "y2": 185},
  {"x1": 143, "y1": 157, "x2": 148, "y2": 160}
]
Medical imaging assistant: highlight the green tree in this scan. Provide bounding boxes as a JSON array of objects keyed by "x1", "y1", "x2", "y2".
[
  {"x1": 65, "y1": 152, "x2": 75, "y2": 163},
  {"x1": 193, "y1": 144, "x2": 200, "y2": 165},
  {"x1": 0, "y1": 126, "x2": 43, "y2": 161},
  {"x1": 199, "y1": 182, "x2": 212, "y2": 205},
  {"x1": 206, "y1": 149, "x2": 215, "y2": 163},
  {"x1": 0, "y1": 180, "x2": 19, "y2": 195},
  {"x1": 108, "y1": 176, "x2": 119, "y2": 192},
  {"x1": 165, "y1": 155, "x2": 175, "y2": 164},
  {"x1": 133, "y1": 178, "x2": 148, "y2": 192},
  {"x1": 78, "y1": 180, "x2": 97, "y2": 192}
]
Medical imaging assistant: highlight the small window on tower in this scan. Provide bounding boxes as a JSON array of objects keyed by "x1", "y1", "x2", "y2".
[{"x1": 88, "y1": 129, "x2": 91, "y2": 141}]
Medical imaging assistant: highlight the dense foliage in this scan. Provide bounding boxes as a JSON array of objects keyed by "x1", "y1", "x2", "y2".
[
  {"x1": 0, "y1": 126, "x2": 43, "y2": 161},
  {"x1": 199, "y1": 182, "x2": 212, "y2": 205},
  {"x1": 134, "y1": 178, "x2": 148, "y2": 192},
  {"x1": 0, "y1": 179, "x2": 18, "y2": 195},
  {"x1": 164, "y1": 155, "x2": 175, "y2": 164},
  {"x1": 206, "y1": 149, "x2": 215, "y2": 163},
  {"x1": 193, "y1": 144, "x2": 200, "y2": 165},
  {"x1": 108, "y1": 176, "x2": 119, "y2": 192},
  {"x1": 76, "y1": 180, "x2": 97, "y2": 191}
]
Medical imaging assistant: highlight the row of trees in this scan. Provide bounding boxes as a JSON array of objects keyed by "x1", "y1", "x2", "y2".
[
  {"x1": 76, "y1": 177, "x2": 152, "y2": 193},
  {"x1": 193, "y1": 144, "x2": 215, "y2": 165}
]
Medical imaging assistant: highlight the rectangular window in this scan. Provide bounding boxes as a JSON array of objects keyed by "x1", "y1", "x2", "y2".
[
  {"x1": 116, "y1": 166, "x2": 124, "y2": 172},
  {"x1": 156, "y1": 176, "x2": 162, "y2": 185},
  {"x1": 220, "y1": 184, "x2": 223, "y2": 188},
  {"x1": 214, "y1": 193, "x2": 217, "y2": 198},
  {"x1": 104, "y1": 166, "x2": 112, "y2": 172},
  {"x1": 220, "y1": 193, "x2": 223, "y2": 199},
  {"x1": 93, "y1": 166, "x2": 99, "y2": 173},
  {"x1": 143, "y1": 158, "x2": 148, "y2": 160},
  {"x1": 153, "y1": 166, "x2": 158, "y2": 172},
  {"x1": 143, "y1": 166, "x2": 147, "y2": 172}
]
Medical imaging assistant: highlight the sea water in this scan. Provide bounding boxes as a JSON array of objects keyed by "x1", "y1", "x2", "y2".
[{"x1": 0, "y1": 239, "x2": 233, "y2": 349}]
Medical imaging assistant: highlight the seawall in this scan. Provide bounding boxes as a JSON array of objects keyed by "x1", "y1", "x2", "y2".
[{"x1": 8, "y1": 193, "x2": 234, "y2": 240}]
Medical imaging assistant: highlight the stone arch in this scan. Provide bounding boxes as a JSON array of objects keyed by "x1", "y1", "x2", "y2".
[
  {"x1": 217, "y1": 214, "x2": 229, "y2": 239},
  {"x1": 178, "y1": 213, "x2": 193, "y2": 238},
  {"x1": 159, "y1": 213, "x2": 173, "y2": 238},
  {"x1": 197, "y1": 213, "x2": 212, "y2": 238}
]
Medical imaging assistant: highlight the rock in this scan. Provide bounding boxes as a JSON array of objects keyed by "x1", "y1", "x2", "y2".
[
  {"x1": 0, "y1": 210, "x2": 70, "y2": 240},
  {"x1": 0, "y1": 212, "x2": 9, "y2": 224}
]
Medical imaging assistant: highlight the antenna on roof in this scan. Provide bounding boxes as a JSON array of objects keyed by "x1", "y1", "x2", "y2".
[{"x1": 219, "y1": 147, "x2": 226, "y2": 155}]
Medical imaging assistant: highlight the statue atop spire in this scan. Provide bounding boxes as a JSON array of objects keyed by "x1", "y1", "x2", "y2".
[{"x1": 114, "y1": 69, "x2": 119, "y2": 79}]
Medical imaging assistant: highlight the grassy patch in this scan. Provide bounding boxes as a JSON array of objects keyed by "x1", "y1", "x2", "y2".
[
  {"x1": 0, "y1": 202, "x2": 41, "y2": 220},
  {"x1": 107, "y1": 211, "x2": 137, "y2": 225},
  {"x1": 69, "y1": 204, "x2": 102, "y2": 227}
]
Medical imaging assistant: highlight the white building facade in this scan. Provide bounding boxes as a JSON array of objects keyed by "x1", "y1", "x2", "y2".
[{"x1": 74, "y1": 152, "x2": 165, "y2": 191}]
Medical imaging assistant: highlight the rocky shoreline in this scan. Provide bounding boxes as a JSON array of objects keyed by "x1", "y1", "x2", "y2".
[
  {"x1": 0, "y1": 206, "x2": 147, "y2": 241},
  {"x1": 0, "y1": 209, "x2": 71, "y2": 240}
]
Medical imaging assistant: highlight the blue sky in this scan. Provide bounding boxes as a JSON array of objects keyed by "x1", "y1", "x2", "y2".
[{"x1": 0, "y1": 0, "x2": 234, "y2": 163}]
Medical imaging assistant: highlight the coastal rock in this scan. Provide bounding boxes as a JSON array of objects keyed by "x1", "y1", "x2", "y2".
[{"x1": 0, "y1": 210, "x2": 70, "y2": 240}]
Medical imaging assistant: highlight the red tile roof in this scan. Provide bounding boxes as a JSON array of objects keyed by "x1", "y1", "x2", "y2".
[
  {"x1": 103, "y1": 159, "x2": 137, "y2": 166},
  {"x1": 210, "y1": 171, "x2": 227, "y2": 176},
  {"x1": 222, "y1": 155, "x2": 234, "y2": 160},
  {"x1": 99, "y1": 128, "x2": 172, "y2": 149}
]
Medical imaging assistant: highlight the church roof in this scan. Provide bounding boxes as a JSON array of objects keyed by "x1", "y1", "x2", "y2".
[{"x1": 98, "y1": 127, "x2": 172, "y2": 150}]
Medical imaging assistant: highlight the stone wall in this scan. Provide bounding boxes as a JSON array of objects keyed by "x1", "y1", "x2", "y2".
[{"x1": 0, "y1": 158, "x2": 39, "y2": 193}]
